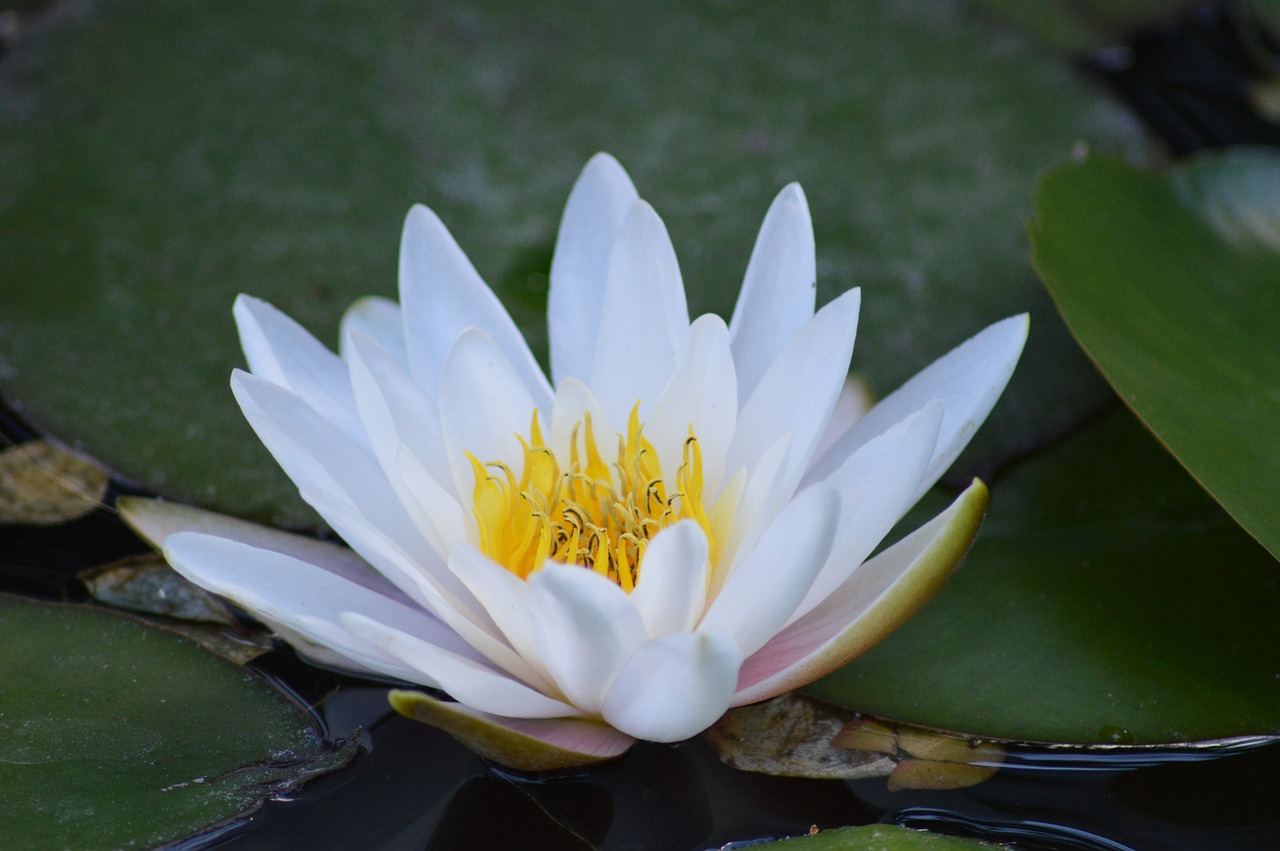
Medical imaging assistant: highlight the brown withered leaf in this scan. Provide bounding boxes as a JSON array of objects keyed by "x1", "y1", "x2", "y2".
[
  {"x1": 80, "y1": 553, "x2": 237, "y2": 624},
  {"x1": 705, "y1": 694, "x2": 895, "y2": 779},
  {"x1": 833, "y1": 715, "x2": 1006, "y2": 792},
  {"x1": 0, "y1": 440, "x2": 109, "y2": 525}
]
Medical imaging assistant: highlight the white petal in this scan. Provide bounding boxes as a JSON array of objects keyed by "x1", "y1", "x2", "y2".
[
  {"x1": 630, "y1": 521, "x2": 709, "y2": 638},
  {"x1": 645, "y1": 313, "x2": 737, "y2": 495},
  {"x1": 398, "y1": 204, "x2": 552, "y2": 407},
  {"x1": 589, "y1": 200, "x2": 690, "y2": 426},
  {"x1": 162, "y1": 531, "x2": 467, "y2": 682},
  {"x1": 699, "y1": 485, "x2": 839, "y2": 658},
  {"x1": 813, "y1": 375, "x2": 874, "y2": 461},
  {"x1": 233, "y1": 295, "x2": 364, "y2": 441},
  {"x1": 794, "y1": 400, "x2": 943, "y2": 617},
  {"x1": 733, "y1": 480, "x2": 988, "y2": 705},
  {"x1": 446, "y1": 544, "x2": 544, "y2": 678},
  {"x1": 395, "y1": 445, "x2": 471, "y2": 557},
  {"x1": 724, "y1": 289, "x2": 860, "y2": 494},
  {"x1": 548, "y1": 377, "x2": 615, "y2": 466},
  {"x1": 805, "y1": 314, "x2": 1028, "y2": 500},
  {"x1": 339, "y1": 296, "x2": 407, "y2": 368},
  {"x1": 548, "y1": 153, "x2": 639, "y2": 386},
  {"x1": 602, "y1": 631, "x2": 742, "y2": 742},
  {"x1": 344, "y1": 613, "x2": 583, "y2": 719},
  {"x1": 729, "y1": 183, "x2": 817, "y2": 405},
  {"x1": 438, "y1": 328, "x2": 541, "y2": 499},
  {"x1": 713, "y1": 433, "x2": 793, "y2": 589},
  {"x1": 527, "y1": 564, "x2": 646, "y2": 714}
]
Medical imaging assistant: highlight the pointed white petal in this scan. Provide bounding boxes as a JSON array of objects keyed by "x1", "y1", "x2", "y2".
[
  {"x1": 345, "y1": 613, "x2": 583, "y2": 719},
  {"x1": 162, "y1": 531, "x2": 468, "y2": 682},
  {"x1": 729, "y1": 183, "x2": 817, "y2": 404},
  {"x1": 732, "y1": 480, "x2": 988, "y2": 705},
  {"x1": 438, "y1": 328, "x2": 541, "y2": 499},
  {"x1": 339, "y1": 296, "x2": 407, "y2": 368},
  {"x1": 589, "y1": 200, "x2": 690, "y2": 426},
  {"x1": 813, "y1": 375, "x2": 874, "y2": 460},
  {"x1": 527, "y1": 564, "x2": 646, "y2": 713},
  {"x1": 548, "y1": 377, "x2": 615, "y2": 466},
  {"x1": 794, "y1": 400, "x2": 943, "y2": 617},
  {"x1": 398, "y1": 204, "x2": 551, "y2": 406},
  {"x1": 806, "y1": 314, "x2": 1028, "y2": 500},
  {"x1": 724, "y1": 289, "x2": 860, "y2": 494},
  {"x1": 712, "y1": 434, "x2": 793, "y2": 592},
  {"x1": 602, "y1": 631, "x2": 742, "y2": 742},
  {"x1": 233, "y1": 295, "x2": 364, "y2": 441},
  {"x1": 630, "y1": 521, "x2": 709, "y2": 638},
  {"x1": 699, "y1": 485, "x2": 839, "y2": 658},
  {"x1": 548, "y1": 153, "x2": 639, "y2": 386},
  {"x1": 645, "y1": 313, "x2": 737, "y2": 494}
]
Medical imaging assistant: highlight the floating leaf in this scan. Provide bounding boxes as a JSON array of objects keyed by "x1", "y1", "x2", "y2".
[
  {"x1": 0, "y1": 440, "x2": 107, "y2": 525},
  {"x1": 762, "y1": 824, "x2": 1003, "y2": 849},
  {"x1": 80, "y1": 553, "x2": 236, "y2": 624},
  {"x1": 831, "y1": 716, "x2": 1004, "y2": 793},
  {"x1": 1033, "y1": 153, "x2": 1280, "y2": 561},
  {"x1": 808, "y1": 409, "x2": 1280, "y2": 744},
  {"x1": 0, "y1": 594, "x2": 352, "y2": 848},
  {"x1": 0, "y1": 0, "x2": 1145, "y2": 527}
]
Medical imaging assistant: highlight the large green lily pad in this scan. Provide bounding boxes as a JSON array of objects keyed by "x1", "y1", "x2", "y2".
[
  {"x1": 0, "y1": 0, "x2": 1143, "y2": 527},
  {"x1": 766, "y1": 824, "x2": 1000, "y2": 850},
  {"x1": 807, "y1": 408, "x2": 1280, "y2": 744},
  {"x1": 0, "y1": 594, "x2": 350, "y2": 848},
  {"x1": 1033, "y1": 153, "x2": 1280, "y2": 561}
]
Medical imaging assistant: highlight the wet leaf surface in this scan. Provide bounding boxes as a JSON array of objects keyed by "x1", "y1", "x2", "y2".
[
  {"x1": 0, "y1": 593, "x2": 352, "y2": 848},
  {"x1": 808, "y1": 409, "x2": 1280, "y2": 744},
  {"x1": 0, "y1": 0, "x2": 1144, "y2": 527},
  {"x1": 763, "y1": 823, "x2": 1003, "y2": 849},
  {"x1": 0, "y1": 439, "x2": 107, "y2": 525}
]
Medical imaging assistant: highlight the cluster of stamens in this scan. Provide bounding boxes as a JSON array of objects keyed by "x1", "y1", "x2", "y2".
[{"x1": 469, "y1": 406, "x2": 709, "y2": 591}]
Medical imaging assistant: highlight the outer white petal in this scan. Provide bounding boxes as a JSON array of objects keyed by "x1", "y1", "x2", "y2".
[
  {"x1": 161, "y1": 531, "x2": 469, "y2": 683},
  {"x1": 438, "y1": 328, "x2": 542, "y2": 499},
  {"x1": 645, "y1": 313, "x2": 738, "y2": 495},
  {"x1": 699, "y1": 485, "x2": 840, "y2": 658},
  {"x1": 805, "y1": 314, "x2": 1029, "y2": 499},
  {"x1": 339, "y1": 296, "x2": 407, "y2": 368},
  {"x1": 629, "y1": 521, "x2": 710, "y2": 638},
  {"x1": 589, "y1": 200, "x2": 690, "y2": 426},
  {"x1": 527, "y1": 564, "x2": 647, "y2": 714},
  {"x1": 344, "y1": 613, "x2": 583, "y2": 719},
  {"x1": 723, "y1": 289, "x2": 860, "y2": 493},
  {"x1": 601, "y1": 631, "x2": 742, "y2": 742},
  {"x1": 729, "y1": 183, "x2": 817, "y2": 405},
  {"x1": 445, "y1": 544, "x2": 543, "y2": 678},
  {"x1": 548, "y1": 152, "x2": 639, "y2": 386},
  {"x1": 233, "y1": 295, "x2": 364, "y2": 441},
  {"x1": 398, "y1": 204, "x2": 552, "y2": 407},
  {"x1": 733, "y1": 480, "x2": 988, "y2": 705},
  {"x1": 794, "y1": 400, "x2": 943, "y2": 617}
]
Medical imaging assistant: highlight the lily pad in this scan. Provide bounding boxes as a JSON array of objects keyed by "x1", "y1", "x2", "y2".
[
  {"x1": 807, "y1": 408, "x2": 1280, "y2": 744},
  {"x1": 0, "y1": 0, "x2": 1143, "y2": 527},
  {"x1": 764, "y1": 824, "x2": 1002, "y2": 850},
  {"x1": 0, "y1": 594, "x2": 352, "y2": 848},
  {"x1": 0, "y1": 439, "x2": 108, "y2": 525},
  {"x1": 1033, "y1": 153, "x2": 1280, "y2": 561}
]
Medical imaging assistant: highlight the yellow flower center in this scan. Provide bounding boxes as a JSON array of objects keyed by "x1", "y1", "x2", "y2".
[{"x1": 468, "y1": 406, "x2": 713, "y2": 591}]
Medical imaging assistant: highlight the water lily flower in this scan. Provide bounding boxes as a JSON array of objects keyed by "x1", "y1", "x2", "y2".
[{"x1": 121, "y1": 154, "x2": 1026, "y2": 771}]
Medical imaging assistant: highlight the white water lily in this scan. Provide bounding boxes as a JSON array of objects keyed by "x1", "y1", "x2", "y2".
[{"x1": 122, "y1": 154, "x2": 1026, "y2": 771}]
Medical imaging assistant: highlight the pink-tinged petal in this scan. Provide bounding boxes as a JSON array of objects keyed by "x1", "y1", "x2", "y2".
[
  {"x1": 590, "y1": 200, "x2": 690, "y2": 427},
  {"x1": 339, "y1": 296, "x2": 407, "y2": 368},
  {"x1": 728, "y1": 183, "x2": 817, "y2": 405},
  {"x1": 344, "y1": 613, "x2": 582, "y2": 719},
  {"x1": 699, "y1": 485, "x2": 840, "y2": 658},
  {"x1": 732, "y1": 480, "x2": 989, "y2": 706},
  {"x1": 602, "y1": 631, "x2": 742, "y2": 742},
  {"x1": 724, "y1": 290, "x2": 860, "y2": 495},
  {"x1": 398, "y1": 204, "x2": 552, "y2": 407},
  {"x1": 346, "y1": 330, "x2": 455, "y2": 502},
  {"x1": 630, "y1": 521, "x2": 709, "y2": 638},
  {"x1": 806, "y1": 314, "x2": 1028, "y2": 500},
  {"x1": 794, "y1": 400, "x2": 943, "y2": 617},
  {"x1": 645, "y1": 313, "x2": 738, "y2": 494},
  {"x1": 233, "y1": 295, "x2": 364, "y2": 441},
  {"x1": 813, "y1": 375, "x2": 874, "y2": 461},
  {"x1": 389, "y1": 690, "x2": 634, "y2": 771},
  {"x1": 527, "y1": 563, "x2": 646, "y2": 713},
  {"x1": 161, "y1": 531, "x2": 470, "y2": 683},
  {"x1": 438, "y1": 328, "x2": 542, "y2": 499},
  {"x1": 548, "y1": 153, "x2": 639, "y2": 386}
]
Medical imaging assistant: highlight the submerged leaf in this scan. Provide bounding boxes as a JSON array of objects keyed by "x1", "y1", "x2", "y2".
[
  {"x1": 832, "y1": 716, "x2": 1005, "y2": 792},
  {"x1": 0, "y1": 440, "x2": 107, "y2": 525}
]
